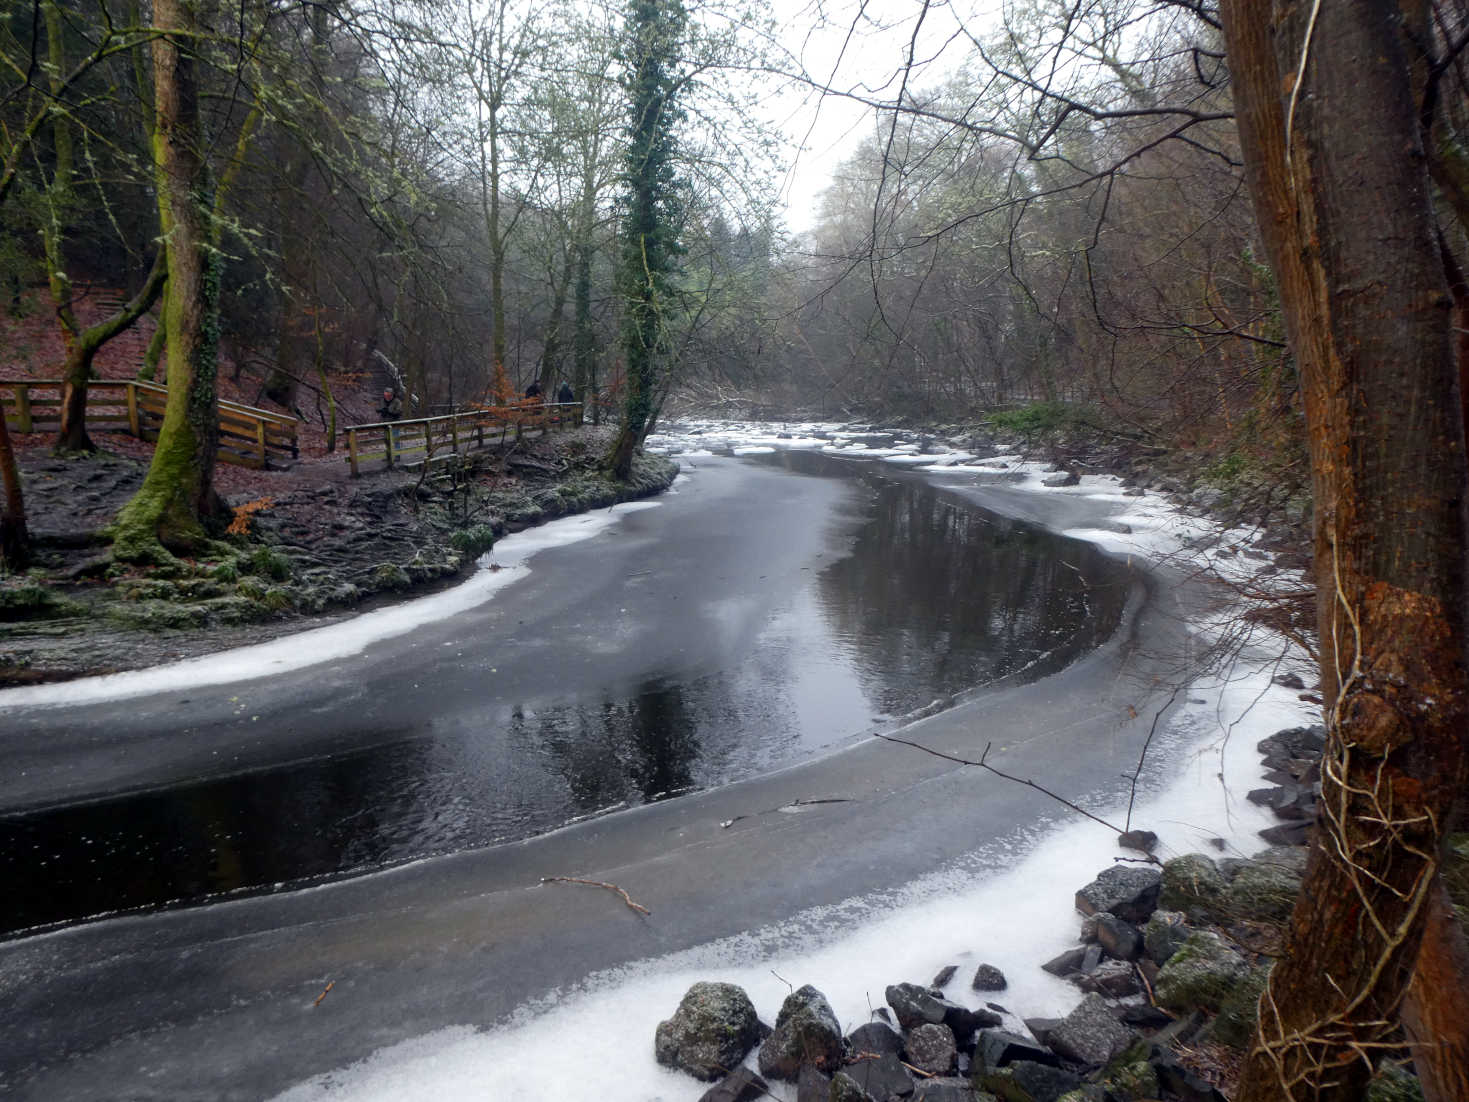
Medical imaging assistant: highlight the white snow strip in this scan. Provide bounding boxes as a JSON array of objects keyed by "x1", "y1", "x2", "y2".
[
  {"x1": 275, "y1": 654, "x2": 1310, "y2": 1102},
  {"x1": 0, "y1": 501, "x2": 662, "y2": 710}
]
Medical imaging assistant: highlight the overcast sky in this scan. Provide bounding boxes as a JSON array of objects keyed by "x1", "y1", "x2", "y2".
[{"x1": 754, "y1": 0, "x2": 992, "y2": 232}]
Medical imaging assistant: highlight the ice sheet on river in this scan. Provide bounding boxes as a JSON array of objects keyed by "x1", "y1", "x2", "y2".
[{"x1": 0, "y1": 502, "x2": 662, "y2": 710}]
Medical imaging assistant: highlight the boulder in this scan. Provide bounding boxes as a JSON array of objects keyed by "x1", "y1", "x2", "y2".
[
  {"x1": 1366, "y1": 1059, "x2": 1428, "y2": 1102},
  {"x1": 1205, "y1": 962, "x2": 1272, "y2": 1049},
  {"x1": 1117, "y1": 829, "x2": 1158, "y2": 854},
  {"x1": 1045, "y1": 994, "x2": 1134, "y2": 1066},
  {"x1": 1154, "y1": 931, "x2": 1250, "y2": 1014},
  {"x1": 906, "y1": 1023, "x2": 958, "y2": 1076},
  {"x1": 1041, "y1": 948, "x2": 1087, "y2": 977},
  {"x1": 1153, "y1": 1054, "x2": 1230, "y2": 1101},
  {"x1": 655, "y1": 981, "x2": 763, "y2": 1081},
  {"x1": 1143, "y1": 910, "x2": 1192, "y2": 965},
  {"x1": 1072, "y1": 960, "x2": 1140, "y2": 998},
  {"x1": 1042, "y1": 470, "x2": 1080, "y2": 487},
  {"x1": 978, "y1": 1060, "x2": 1083, "y2": 1102},
  {"x1": 1257, "y1": 725, "x2": 1325, "y2": 762},
  {"x1": 971, "y1": 964, "x2": 1008, "y2": 992},
  {"x1": 1023, "y1": 1018, "x2": 1061, "y2": 1047},
  {"x1": 829, "y1": 1070, "x2": 878, "y2": 1102},
  {"x1": 1256, "y1": 844, "x2": 1309, "y2": 874},
  {"x1": 696, "y1": 1066, "x2": 770, "y2": 1102},
  {"x1": 912, "y1": 1077, "x2": 986, "y2": 1101},
  {"x1": 886, "y1": 982, "x2": 1000, "y2": 1040},
  {"x1": 840, "y1": 1051, "x2": 912, "y2": 1100},
  {"x1": 1225, "y1": 861, "x2": 1302, "y2": 923},
  {"x1": 975, "y1": 1028, "x2": 1060, "y2": 1071},
  {"x1": 795, "y1": 1063, "x2": 832, "y2": 1102},
  {"x1": 1094, "y1": 914, "x2": 1144, "y2": 961},
  {"x1": 1074, "y1": 865, "x2": 1162, "y2": 924},
  {"x1": 1259, "y1": 821, "x2": 1311, "y2": 846},
  {"x1": 932, "y1": 965, "x2": 960, "y2": 988},
  {"x1": 757, "y1": 984, "x2": 844, "y2": 1080},
  {"x1": 886, "y1": 981, "x2": 950, "y2": 1031},
  {"x1": 846, "y1": 1021, "x2": 904, "y2": 1058},
  {"x1": 1158, "y1": 854, "x2": 1226, "y2": 918},
  {"x1": 1117, "y1": 1003, "x2": 1174, "y2": 1029},
  {"x1": 1100, "y1": 1043, "x2": 1160, "y2": 1101}
]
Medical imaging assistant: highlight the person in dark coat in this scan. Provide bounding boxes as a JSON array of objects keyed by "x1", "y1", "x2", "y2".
[
  {"x1": 379, "y1": 386, "x2": 403, "y2": 420},
  {"x1": 524, "y1": 380, "x2": 543, "y2": 400},
  {"x1": 556, "y1": 381, "x2": 574, "y2": 404}
]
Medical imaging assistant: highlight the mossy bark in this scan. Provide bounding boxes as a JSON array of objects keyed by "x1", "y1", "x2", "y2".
[{"x1": 113, "y1": 0, "x2": 223, "y2": 561}]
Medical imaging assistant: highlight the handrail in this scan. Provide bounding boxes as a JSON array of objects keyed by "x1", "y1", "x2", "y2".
[
  {"x1": 0, "y1": 378, "x2": 300, "y2": 469},
  {"x1": 342, "y1": 401, "x2": 583, "y2": 476}
]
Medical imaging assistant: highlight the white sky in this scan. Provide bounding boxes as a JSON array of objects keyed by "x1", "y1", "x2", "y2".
[{"x1": 755, "y1": 0, "x2": 993, "y2": 232}]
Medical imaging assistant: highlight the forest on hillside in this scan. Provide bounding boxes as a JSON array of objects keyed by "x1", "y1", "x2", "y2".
[{"x1": 3, "y1": 0, "x2": 1304, "y2": 459}]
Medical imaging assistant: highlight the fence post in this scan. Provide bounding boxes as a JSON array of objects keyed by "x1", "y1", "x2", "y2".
[
  {"x1": 386, "y1": 424, "x2": 396, "y2": 467},
  {"x1": 15, "y1": 384, "x2": 32, "y2": 432},
  {"x1": 256, "y1": 419, "x2": 267, "y2": 467},
  {"x1": 347, "y1": 428, "x2": 360, "y2": 476}
]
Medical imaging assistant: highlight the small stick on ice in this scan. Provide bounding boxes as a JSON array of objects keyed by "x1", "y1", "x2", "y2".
[
  {"x1": 312, "y1": 980, "x2": 335, "y2": 1007},
  {"x1": 539, "y1": 876, "x2": 651, "y2": 915}
]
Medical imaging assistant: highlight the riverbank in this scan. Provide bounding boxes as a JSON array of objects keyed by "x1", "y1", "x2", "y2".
[{"x1": 0, "y1": 427, "x2": 677, "y2": 685}]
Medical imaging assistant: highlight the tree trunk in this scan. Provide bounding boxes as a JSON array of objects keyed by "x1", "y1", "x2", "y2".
[
  {"x1": 539, "y1": 246, "x2": 575, "y2": 395},
  {"x1": 573, "y1": 237, "x2": 595, "y2": 403},
  {"x1": 56, "y1": 252, "x2": 167, "y2": 453},
  {"x1": 1221, "y1": 2, "x2": 1469, "y2": 1098},
  {"x1": 113, "y1": 0, "x2": 223, "y2": 561},
  {"x1": 0, "y1": 412, "x2": 28, "y2": 570}
]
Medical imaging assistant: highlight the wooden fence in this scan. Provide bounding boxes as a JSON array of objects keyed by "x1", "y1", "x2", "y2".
[
  {"x1": 0, "y1": 378, "x2": 299, "y2": 469},
  {"x1": 344, "y1": 401, "x2": 582, "y2": 476}
]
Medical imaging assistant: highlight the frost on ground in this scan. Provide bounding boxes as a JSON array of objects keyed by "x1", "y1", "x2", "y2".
[
  {"x1": 277, "y1": 421, "x2": 1317, "y2": 1102},
  {"x1": 0, "y1": 502, "x2": 662, "y2": 710}
]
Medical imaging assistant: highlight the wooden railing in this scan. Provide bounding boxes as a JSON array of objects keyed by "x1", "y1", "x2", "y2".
[
  {"x1": 0, "y1": 378, "x2": 299, "y2": 469},
  {"x1": 344, "y1": 401, "x2": 582, "y2": 476}
]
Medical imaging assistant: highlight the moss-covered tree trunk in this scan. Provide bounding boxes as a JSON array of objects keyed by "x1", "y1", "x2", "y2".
[
  {"x1": 112, "y1": 0, "x2": 223, "y2": 561},
  {"x1": 1222, "y1": 2, "x2": 1469, "y2": 1098}
]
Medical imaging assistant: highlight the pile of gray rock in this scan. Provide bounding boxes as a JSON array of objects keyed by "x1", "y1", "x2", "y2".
[
  {"x1": 653, "y1": 844, "x2": 1311, "y2": 1101},
  {"x1": 652, "y1": 721, "x2": 1436, "y2": 1101},
  {"x1": 1248, "y1": 724, "x2": 1325, "y2": 847}
]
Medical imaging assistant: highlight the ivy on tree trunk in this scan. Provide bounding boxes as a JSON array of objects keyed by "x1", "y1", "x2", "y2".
[{"x1": 608, "y1": 0, "x2": 686, "y2": 480}]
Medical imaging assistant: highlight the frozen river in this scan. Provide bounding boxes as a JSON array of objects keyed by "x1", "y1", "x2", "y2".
[{"x1": 0, "y1": 426, "x2": 1301, "y2": 1099}]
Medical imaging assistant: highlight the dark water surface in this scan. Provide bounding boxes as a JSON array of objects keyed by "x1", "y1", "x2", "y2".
[{"x1": 3, "y1": 451, "x2": 1130, "y2": 936}]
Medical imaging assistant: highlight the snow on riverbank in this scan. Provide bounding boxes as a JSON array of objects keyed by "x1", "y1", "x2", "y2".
[
  {"x1": 277, "y1": 421, "x2": 1316, "y2": 1101},
  {"x1": 0, "y1": 502, "x2": 662, "y2": 709}
]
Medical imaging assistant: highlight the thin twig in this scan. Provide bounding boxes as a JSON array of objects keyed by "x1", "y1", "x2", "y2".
[
  {"x1": 539, "y1": 876, "x2": 651, "y2": 915},
  {"x1": 312, "y1": 980, "x2": 335, "y2": 1008},
  {"x1": 873, "y1": 732, "x2": 1124, "y2": 835}
]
